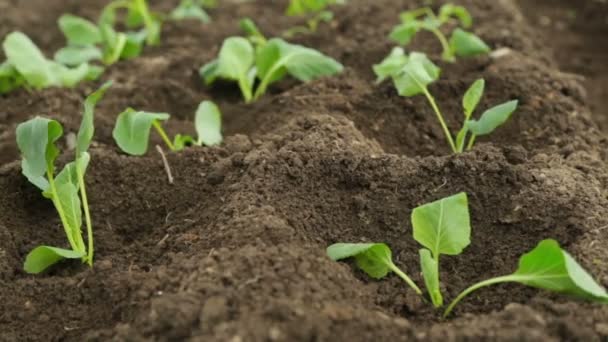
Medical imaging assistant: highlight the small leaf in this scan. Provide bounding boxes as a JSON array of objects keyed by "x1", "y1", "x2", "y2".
[
  {"x1": 256, "y1": 39, "x2": 287, "y2": 85},
  {"x1": 327, "y1": 243, "x2": 392, "y2": 279},
  {"x1": 170, "y1": 0, "x2": 211, "y2": 23},
  {"x1": 195, "y1": 101, "x2": 223, "y2": 146},
  {"x1": 389, "y1": 21, "x2": 421, "y2": 46},
  {"x1": 112, "y1": 109, "x2": 170, "y2": 155},
  {"x1": 3, "y1": 31, "x2": 56, "y2": 88},
  {"x1": 450, "y1": 28, "x2": 490, "y2": 58},
  {"x1": 199, "y1": 59, "x2": 219, "y2": 85},
  {"x1": 420, "y1": 248, "x2": 442, "y2": 307},
  {"x1": 77, "y1": 81, "x2": 113, "y2": 157},
  {"x1": 24, "y1": 246, "x2": 85, "y2": 274},
  {"x1": 217, "y1": 37, "x2": 255, "y2": 81},
  {"x1": 462, "y1": 79, "x2": 485, "y2": 118},
  {"x1": 239, "y1": 18, "x2": 265, "y2": 43},
  {"x1": 173, "y1": 134, "x2": 195, "y2": 151},
  {"x1": 412, "y1": 192, "x2": 470, "y2": 256},
  {"x1": 373, "y1": 47, "x2": 408, "y2": 84},
  {"x1": 54, "y1": 152, "x2": 90, "y2": 190},
  {"x1": 58, "y1": 14, "x2": 102, "y2": 46},
  {"x1": 121, "y1": 30, "x2": 147, "y2": 59},
  {"x1": 54, "y1": 45, "x2": 103, "y2": 66},
  {"x1": 466, "y1": 100, "x2": 518, "y2": 136},
  {"x1": 393, "y1": 52, "x2": 440, "y2": 97},
  {"x1": 0, "y1": 62, "x2": 24, "y2": 94},
  {"x1": 16, "y1": 117, "x2": 64, "y2": 191},
  {"x1": 439, "y1": 4, "x2": 472, "y2": 27}
]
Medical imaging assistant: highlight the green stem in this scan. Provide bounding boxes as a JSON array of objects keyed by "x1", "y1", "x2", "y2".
[
  {"x1": 76, "y1": 159, "x2": 94, "y2": 266},
  {"x1": 421, "y1": 86, "x2": 457, "y2": 153},
  {"x1": 152, "y1": 121, "x2": 176, "y2": 151},
  {"x1": 133, "y1": 0, "x2": 158, "y2": 45},
  {"x1": 388, "y1": 263, "x2": 423, "y2": 295},
  {"x1": 443, "y1": 275, "x2": 519, "y2": 317},
  {"x1": 46, "y1": 169, "x2": 80, "y2": 252},
  {"x1": 429, "y1": 28, "x2": 454, "y2": 62},
  {"x1": 239, "y1": 76, "x2": 254, "y2": 103},
  {"x1": 466, "y1": 134, "x2": 476, "y2": 151}
]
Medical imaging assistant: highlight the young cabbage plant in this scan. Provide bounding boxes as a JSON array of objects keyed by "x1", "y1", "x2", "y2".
[
  {"x1": 56, "y1": 0, "x2": 161, "y2": 66},
  {"x1": 112, "y1": 100, "x2": 223, "y2": 155},
  {"x1": 170, "y1": 0, "x2": 217, "y2": 23},
  {"x1": 373, "y1": 48, "x2": 517, "y2": 153},
  {"x1": 444, "y1": 239, "x2": 608, "y2": 317},
  {"x1": 412, "y1": 192, "x2": 470, "y2": 307},
  {"x1": 327, "y1": 243, "x2": 423, "y2": 295},
  {"x1": 390, "y1": 4, "x2": 490, "y2": 62},
  {"x1": 283, "y1": 0, "x2": 345, "y2": 37},
  {"x1": 16, "y1": 81, "x2": 112, "y2": 274},
  {"x1": 200, "y1": 36, "x2": 343, "y2": 102},
  {"x1": 0, "y1": 31, "x2": 101, "y2": 94}
]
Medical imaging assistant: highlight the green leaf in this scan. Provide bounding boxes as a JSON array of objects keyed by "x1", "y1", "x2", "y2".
[
  {"x1": 173, "y1": 134, "x2": 195, "y2": 151},
  {"x1": 449, "y1": 28, "x2": 490, "y2": 58},
  {"x1": 195, "y1": 101, "x2": 223, "y2": 146},
  {"x1": 327, "y1": 243, "x2": 392, "y2": 279},
  {"x1": 0, "y1": 62, "x2": 24, "y2": 94},
  {"x1": 58, "y1": 14, "x2": 102, "y2": 46},
  {"x1": 50, "y1": 62, "x2": 91, "y2": 88},
  {"x1": 54, "y1": 45, "x2": 103, "y2": 66},
  {"x1": 373, "y1": 47, "x2": 408, "y2": 84},
  {"x1": 86, "y1": 65, "x2": 105, "y2": 81},
  {"x1": 24, "y1": 246, "x2": 85, "y2": 274},
  {"x1": 55, "y1": 182, "x2": 83, "y2": 243},
  {"x1": 170, "y1": 0, "x2": 211, "y2": 22},
  {"x1": 199, "y1": 59, "x2": 219, "y2": 85},
  {"x1": 412, "y1": 192, "x2": 470, "y2": 256},
  {"x1": 3, "y1": 31, "x2": 56, "y2": 88},
  {"x1": 466, "y1": 100, "x2": 518, "y2": 136},
  {"x1": 77, "y1": 81, "x2": 113, "y2": 157},
  {"x1": 393, "y1": 52, "x2": 440, "y2": 97},
  {"x1": 389, "y1": 21, "x2": 421, "y2": 46},
  {"x1": 278, "y1": 40, "x2": 343, "y2": 82},
  {"x1": 112, "y1": 109, "x2": 171, "y2": 156},
  {"x1": 16, "y1": 117, "x2": 64, "y2": 191},
  {"x1": 121, "y1": 31, "x2": 147, "y2": 59},
  {"x1": 54, "y1": 153, "x2": 90, "y2": 190},
  {"x1": 439, "y1": 4, "x2": 472, "y2": 27},
  {"x1": 256, "y1": 39, "x2": 287, "y2": 85},
  {"x1": 462, "y1": 79, "x2": 485, "y2": 118},
  {"x1": 239, "y1": 18, "x2": 266, "y2": 46},
  {"x1": 216, "y1": 37, "x2": 255, "y2": 82},
  {"x1": 420, "y1": 248, "x2": 442, "y2": 307}
]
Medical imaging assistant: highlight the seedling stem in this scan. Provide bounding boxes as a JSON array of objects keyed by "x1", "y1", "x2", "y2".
[
  {"x1": 76, "y1": 161, "x2": 94, "y2": 266},
  {"x1": 443, "y1": 275, "x2": 519, "y2": 317},
  {"x1": 388, "y1": 263, "x2": 423, "y2": 294},
  {"x1": 152, "y1": 120, "x2": 176, "y2": 151}
]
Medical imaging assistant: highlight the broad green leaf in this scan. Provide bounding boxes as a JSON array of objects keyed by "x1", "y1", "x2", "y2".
[
  {"x1": 50, "y1": 62, "x2": 90, "y2": 87},
  {"x1": 462, "y1": 79, "x2": 485, "y2": 118},
  {"x1": 55, "y1": 181, "x2": 83, "y2": 244},
  {"x1": 199, "y1": 59, "x2": 219, "y2": 85},
  {"x1": 170, "y1": 0, "x2": 211, "y2": 22},
  {"x1": 278, "y1": 40, "x2": 343, "y2": 82},
  {"x1": 58, "y1": 14, "x2": 102, "y2": 46},
  {"x1": 54, "y1": 152, "x2": 90, "y2": 190},
  {"x1": 373, "y1": 47, "x2": 408, "y2": 84},
  {"x1": 112, "y1": 109, "x2": 171, "y2": 156},
  {"x1": 77, "y1": 81, "x2": 113, "y2": 156},
  {"x1": 195, "y1": 101, "x2": 223, "y2": 146},
  {"x1": 256, "y1": 39, "x2": 287, "y2": 84},
  {"x1": 466, "y1": 100, "x2": 518, "y2": 136},
  {"x1": 420, "y1": 248, "x2": 442, "y2": 307},
  {"x1": 121, "y1": 30, "x2": 147, "y2": 59},
  {"x1": 3, "y1": 31, "x2": 56, "y2": 88},
  {"x1": 216, "y1": 37, "x2": 255, "y2": 81},
  {"x1": 449, "y1": 28, "x2": 490, "y2": 58},
  {"x1": 16, "y1": 117, "x2": 63, "y2": 191},
  {"x1": 393, "y1": 52, "x2": 440, "y2": 97},
  {"x1": 54, "y1": 45, "x2": 103, "y2": 66},
  {"x1": 439, "y1": 4, "x2": 472, "y2": 27},
  {"x1": 412, "y1": 192, "x2": 470, "y2": 256},
  {"x1": 513, "y1": 240, "x2": 608, "y2": 300},
  {"x1": 389, "y1": 21, "x2": 421, "y2": 46},
  {"x1": 327, "y1": 243, "x2": 392, "y2": 279},
  {"x1": 24, "y1": 246, "x2": 85, "y2": 274},
  {"x1": 173, "y1": 134, "x2": 195, "y2": 151}
]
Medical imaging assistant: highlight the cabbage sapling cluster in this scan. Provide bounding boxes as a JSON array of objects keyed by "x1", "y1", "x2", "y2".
[
  {"x1": 390, "y1": 4, "x2": 490, "y2": 62},
  {"x1": 16, "y1": 82, "x2": 112, "y2": 273},
  {"x1": 374, "y1": 48, "x2": 518, "y2": 153}
]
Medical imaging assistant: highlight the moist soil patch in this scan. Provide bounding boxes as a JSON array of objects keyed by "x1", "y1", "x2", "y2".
[{"x1": 1, "y1": 0, "x2": 607, "y2": 341}]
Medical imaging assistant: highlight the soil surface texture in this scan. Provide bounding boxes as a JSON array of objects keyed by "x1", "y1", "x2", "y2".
[{"x1": 1, "y1": 0, "x2": 607, "y2": 341}]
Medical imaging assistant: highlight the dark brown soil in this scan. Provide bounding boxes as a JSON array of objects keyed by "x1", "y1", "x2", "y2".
[{"x1": 1, "y1": 0, "x2": 607, "y2": 341}]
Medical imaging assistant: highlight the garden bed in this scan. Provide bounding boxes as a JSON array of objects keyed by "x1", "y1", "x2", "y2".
[{"x1": 0, "y1": 0, "x2": 607, "y2": 340}]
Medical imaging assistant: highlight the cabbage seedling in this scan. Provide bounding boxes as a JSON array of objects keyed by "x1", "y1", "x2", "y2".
[
  {"x1": 412, "y1": 192, "x2": 470, "y2": 307},
  {"x1": 16, "y1": 82, "x2": 112, "y2": 273},
  {"x1": 200, "y1": 36, "x2": 343, "y2": 102},
  {"x1": 0, "y1": 32, "x2": 100, "y2": 94},
  {"x1": 112, "y1": 100, "x2": 223, "y2": 155},
  {"x1": 444, "y1": 239, "x2": 608, "y2": 317},
  {"x1": 327, "y1": 243, "x2": 422, "y2": 295},
  {"x1": 390, "y1": 4, "x2": 490, "y2": 62},
  {"x1": 283, "y1": 0, "x2": 345, "y2": 37},
  {"x1": 373, "y1": 49, "x2": 517, "y2": 153},
  {"x1": 170, "y1": 0, "x2": 216, "y2": 23}
]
